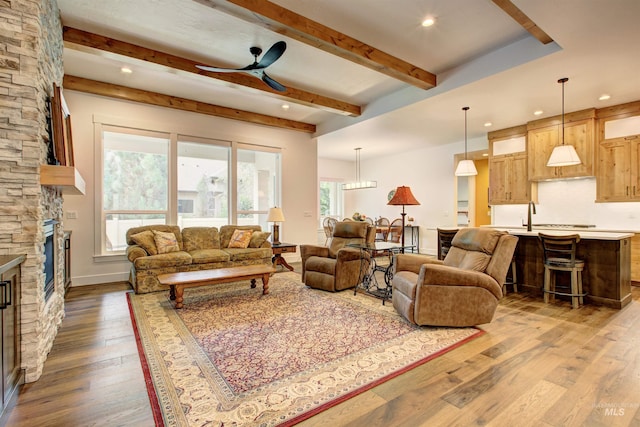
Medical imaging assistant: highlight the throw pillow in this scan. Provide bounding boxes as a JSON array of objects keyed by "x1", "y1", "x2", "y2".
[
  {"x1": 249, "y1": 231, "x2": 271, "y2": 248},
  {"x1": 130, "y1": 230, "x2": 158, "y2": 255},
  {"x1": 228, "y1": 229, "x2": 253, "y2": 249},
  {"x1": 153, "y1": 230, "x2": 180, "y2": 254}
]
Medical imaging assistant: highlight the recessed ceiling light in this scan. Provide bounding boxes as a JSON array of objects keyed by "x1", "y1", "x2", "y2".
[
  {"x1": 482, "y1": 153, "x2": 489, "y2": 157},
  {"x1": 281, "y1": 104, "x2": 290, "y2": 111},
  {"x1": 421, "y1": 17, "x2": 435, "y2": 27},
  {"x1": 484, "y1": 122, "x2": 493, "y2": 127},
  {"x1": 120, "y1": 66, "x2": 132, "y2": 74},
  {"x1": 599, "y1": 94, "x2": 611, "y2": 101},
  {"x1": 534, "y1": 110, "x2": 544, "y2": 116}
]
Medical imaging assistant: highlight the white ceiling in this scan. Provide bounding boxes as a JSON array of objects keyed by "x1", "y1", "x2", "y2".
[{"x1": 58, "y1": 0, "x2": 640, "y2": 161}]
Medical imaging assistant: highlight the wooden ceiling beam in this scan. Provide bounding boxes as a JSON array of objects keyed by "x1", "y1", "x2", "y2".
[
  {"x1": 62, "y1": 27, "x2": 360, "y2": 117},
  {"x1": 194, "y1": 0, "x2": 437, "y2": 90},
  {"x1": 492, "y1": 0, "x2": 554, "y2": 44},
  {"x1": 63, "y1": 75, "x2": 316, "y2": 133}
]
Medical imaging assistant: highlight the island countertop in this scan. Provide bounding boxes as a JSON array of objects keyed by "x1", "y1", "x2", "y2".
[{"x1": 488, "y1": 227, "x2": 633, "y2": 241}]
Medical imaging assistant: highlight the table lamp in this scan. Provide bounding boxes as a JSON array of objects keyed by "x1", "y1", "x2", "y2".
[
  {"x1": 387, "y1": 186, "x2": 420, "y2": 250},
  {"x1": 267, "y1": 207, "x2": 285, "y2": 245}
]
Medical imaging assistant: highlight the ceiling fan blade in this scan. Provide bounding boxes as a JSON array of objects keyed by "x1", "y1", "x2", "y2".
[
  {"x1": 262, "y1": 72, "x2": 286, "y2": 92},
  {"x1": 257, "y1": 41, "x2": 286, "y2": 68},
  {"x1": 196, "y1": 64, "x2": 246, "y2": 73}
]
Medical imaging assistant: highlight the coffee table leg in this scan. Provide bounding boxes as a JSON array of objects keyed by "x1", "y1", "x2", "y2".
[
  {"x1": 250, "y1": 278, "x2": 257, "y2": 288},
  {"x1": 174, "y1": 285, "x2": 184, "y2": 309},
  {"x1": 262, "y1": 273, "x2": 270, "y2": 295}
]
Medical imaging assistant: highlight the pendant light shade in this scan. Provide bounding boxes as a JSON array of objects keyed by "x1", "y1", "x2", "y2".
[
  {"x1": 455, "y1": 106, "x2": 477, "y2": 176},
  {"x1": 547, "y1": 78, "x2": 581, "y2": 167}
]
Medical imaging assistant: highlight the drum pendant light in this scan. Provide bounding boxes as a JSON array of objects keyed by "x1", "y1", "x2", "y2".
[
  {"x1": 547, "y1": 78, "x2": 581, "y2": 167},
  {"x1": 455, "y1": 106, "x2": 477, "y2": 176}
]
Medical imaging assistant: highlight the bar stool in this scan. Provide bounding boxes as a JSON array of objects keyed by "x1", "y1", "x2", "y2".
[
  {"x1": 437, "y1": 228, "x2": 458, "y2": 260},
  {"x1": 538, "y1": 233, "x2": 586, "y2": 309},
  {"x1": 503, "y1": 257, "x2": 518, "y2": 295}
]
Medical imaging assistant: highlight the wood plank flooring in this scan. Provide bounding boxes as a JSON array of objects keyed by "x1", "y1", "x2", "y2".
[{"x1": 6, "y1": 270, "x2": 640, "y2": 426}]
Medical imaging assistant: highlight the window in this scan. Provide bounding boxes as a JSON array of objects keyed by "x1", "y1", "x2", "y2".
[
  {"x1": 237, "y1": 147, "x2": 281, "y2": 231},
  {"x1": 319, "y1": 180, "x2": 343, "y2": 227},
  {"x1": 96, "y1": 124, "x2": 280, "y2": 256},
  {"x1": 177, "y1": 139, "x2": 229, "y2": 228},
  {"x1": 101, "y1": 128, "x2": 169, "y2": 253}
]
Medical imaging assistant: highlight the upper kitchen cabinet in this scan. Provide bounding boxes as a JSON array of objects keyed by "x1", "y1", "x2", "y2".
[
  {"x1": 527, "y1": 108, "x2": 595, "y2": 181},
  {"x1": 488, "y1": 125, "x2": 537, "y2": 205},
  {"x1": 596, "y1": 101, "x2": 640, "y2": 202}
]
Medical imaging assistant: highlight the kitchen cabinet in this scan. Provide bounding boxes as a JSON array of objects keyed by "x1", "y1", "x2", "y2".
[
  {"x1": 0, "y1": 255, "x2": 24, "y2": 424},
  {"x1": 488, "y1": 125, "x2": 537, "y2": 205},
  {"x1": 527, "y1": 109, "x2": 595, "y2": 181},
  {"x1": 596, "y1": 137, "x2": 640, "y2": 201},
  {"x1": 595, "y1": 106, "x2": 640, "y2": 202}
]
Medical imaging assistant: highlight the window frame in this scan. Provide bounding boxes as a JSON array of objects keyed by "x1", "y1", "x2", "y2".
[{"x1": 94, "y1": 120, "x2": 281, "y2": 259}]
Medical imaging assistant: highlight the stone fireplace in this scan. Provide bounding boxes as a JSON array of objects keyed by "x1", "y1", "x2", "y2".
[{"x1": 1, "y1": 0, "x2": 68, "y2": 382}]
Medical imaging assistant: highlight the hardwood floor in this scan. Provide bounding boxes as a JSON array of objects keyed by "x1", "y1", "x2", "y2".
[{"x1": 7, "y1": 273, "x2": 640, "y2": 426}]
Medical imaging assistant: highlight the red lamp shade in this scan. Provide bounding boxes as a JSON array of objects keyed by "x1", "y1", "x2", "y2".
[{"x1": 387, "y1": 186, "x2": 420, "y2": 206}]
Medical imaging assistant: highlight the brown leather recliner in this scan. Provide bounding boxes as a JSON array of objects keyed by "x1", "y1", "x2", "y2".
[
  {"x1": 300, "y1": 221, "x2": 375, "y2": 292},
  {"x1": 392, "y1": 228, "x2": 518, "y2": 327}
]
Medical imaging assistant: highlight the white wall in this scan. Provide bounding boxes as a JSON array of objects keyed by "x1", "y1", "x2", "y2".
[
  {"x1": 318, "y1": 137, "x2": 486, "y2": 254},
  {"x1": 493, "y1": 178, "x2": 640, "y2": 231},
  {"x1": 62, "y1": 91, "x2": 317, "y2": 286}
]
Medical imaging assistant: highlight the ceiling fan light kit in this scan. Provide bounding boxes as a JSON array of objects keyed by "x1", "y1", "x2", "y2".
[{"x1": 196, "y1": 41, "x2": 288, "y2": 92}]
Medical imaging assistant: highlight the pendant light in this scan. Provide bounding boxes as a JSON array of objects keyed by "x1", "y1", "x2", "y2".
[
  {"x1": 342, "y1": 147, "x2": 377, "y2": 190},
  {"x1": 547, "y1": 77, "x2": 581, "y2": 167},
  {"x1": 455, "y1": 106, "x2": 477, "y2": 176}
]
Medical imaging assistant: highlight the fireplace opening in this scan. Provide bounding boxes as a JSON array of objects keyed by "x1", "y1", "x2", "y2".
[{"x1": 43, "y1": 219, "x2": 57, "y2": 301}]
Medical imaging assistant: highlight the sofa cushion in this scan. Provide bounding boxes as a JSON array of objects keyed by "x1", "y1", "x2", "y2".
[
  {"x1": 134, "y1": 251, "x2": 192, "y2": 270},
  {"x1": 223, "y1": 247, "x2": 271, "y2": 262},
  {"x1": 182, "y1": 227, "x2": 220, "y2": 251},
  {"x1": 220, "y1": 225, "x2": 263, "y2": 248},
  {"x1": 189, "y1": 248, "x2": 230, "y2": 264},
  {"x1": 249, "y1": 231, "x2": 271, "y2": 248},
  {"x1": 228, "y1": 229, "x2": 253, "y2": 248},
  {"x1": 126, "y1": 225, "x2": 183, "y2": 249},
  {"x1": 130, "y1": 230, "x2": 158, "y2": 255},
  {"x1": 153, "y1": 230, "x2": 180, "y2": 254}
]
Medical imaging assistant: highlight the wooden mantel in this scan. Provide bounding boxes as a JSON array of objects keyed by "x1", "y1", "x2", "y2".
[{"x1": 40, "y1": 165, "x2": 86, "y2": 195}]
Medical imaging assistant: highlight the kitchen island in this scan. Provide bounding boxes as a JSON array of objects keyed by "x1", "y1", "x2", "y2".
[{"x1": 493, "y1": 227, "x2": 632, "y2": 309}]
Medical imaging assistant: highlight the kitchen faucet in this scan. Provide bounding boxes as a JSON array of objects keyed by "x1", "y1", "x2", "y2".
[{"x1": 527, "y1": 201, "x2": 536, "y2": 232}]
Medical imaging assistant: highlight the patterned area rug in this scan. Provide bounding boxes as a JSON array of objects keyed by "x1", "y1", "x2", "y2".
[{"x1": 127, "y1": 271, "x2": 483, "y2": 426}]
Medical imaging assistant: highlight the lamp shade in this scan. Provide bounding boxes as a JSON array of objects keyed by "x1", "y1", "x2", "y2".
[
  {"x1": 546, "y1": 144, "x2": 581, "y2": 167},
  {"x1": 267, "y1": 207, "x2": 285, "y2": 222},
  {"x1": 387, "y1": 186, "x2": 420, "y2": 206},
  {"x1": 455, "y1": 159, "x2": 478, "y2": 176}
]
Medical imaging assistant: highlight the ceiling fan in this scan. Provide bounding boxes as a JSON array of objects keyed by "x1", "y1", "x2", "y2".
[{"x1": 196, "y1": 41, "x2": 287, "y2": 92}]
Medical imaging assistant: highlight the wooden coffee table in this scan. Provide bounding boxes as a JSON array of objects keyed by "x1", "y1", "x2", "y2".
[{"x1": 157, "y1": 264, "x2": 276, "y2": 309}]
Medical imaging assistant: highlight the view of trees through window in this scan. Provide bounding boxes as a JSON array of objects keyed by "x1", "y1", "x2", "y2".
[
  {"x1": 319, "y1": 180, "x2": 343, "y2": 226},
  {"x1": 100, "y1": 128, "x2": 280, "y2": 254}
]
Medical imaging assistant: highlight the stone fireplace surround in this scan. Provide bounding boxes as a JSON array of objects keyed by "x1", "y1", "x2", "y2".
[{"x1": 2, "y1": 0, "x2": 68, "y2": 381}]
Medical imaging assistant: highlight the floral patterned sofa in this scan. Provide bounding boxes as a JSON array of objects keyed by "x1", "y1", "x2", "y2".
[{"x1": 126, "y1": 224, "x2": 272, "y2": 293}]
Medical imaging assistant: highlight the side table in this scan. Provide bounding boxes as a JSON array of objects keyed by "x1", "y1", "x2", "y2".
[{"x1": 271, "y1": 243, "x2": 297, "y2": 271}]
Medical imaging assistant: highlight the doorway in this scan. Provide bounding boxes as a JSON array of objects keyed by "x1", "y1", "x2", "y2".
[{"x1": 454, "y1": 150, "x2": 490, "y2": 227}]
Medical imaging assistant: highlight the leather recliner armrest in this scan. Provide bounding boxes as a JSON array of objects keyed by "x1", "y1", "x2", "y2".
[
  {"x1": 418, "y1": 263, "x2": 503, "y2": 300},
  {"x1": 395, "y1": 253, "x2": 443, "y2": 275}
]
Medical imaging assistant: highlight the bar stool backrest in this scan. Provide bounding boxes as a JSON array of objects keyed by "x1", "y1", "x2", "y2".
[{"x1": 538, "y1": 233, "x2": 581, "y2": 268}]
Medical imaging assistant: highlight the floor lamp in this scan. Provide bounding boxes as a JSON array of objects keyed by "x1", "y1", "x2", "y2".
[{"x1": 387, "y1": 186, "x2": 420, "y2": 251}]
